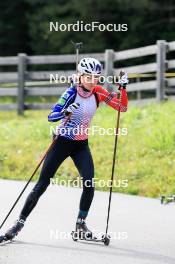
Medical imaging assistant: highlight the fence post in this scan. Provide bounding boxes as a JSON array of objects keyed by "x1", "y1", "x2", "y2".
[
  {"x1": 18, "y1": 53, "x2": 27, "y2": 115},
  {"x1": 136, "y1": 77, "x2": 141, "y2": 100},
  {"x1": 105, "y1": 49, "x2": 114, "y2": 90},
  {"x1": 156, "y1": 40, "x2": 168, "y2": 102}
]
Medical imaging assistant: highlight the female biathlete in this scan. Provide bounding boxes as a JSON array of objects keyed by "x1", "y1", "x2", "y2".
[{"x1": 1, "y1": 58, "x2": 128, "y2": 241}]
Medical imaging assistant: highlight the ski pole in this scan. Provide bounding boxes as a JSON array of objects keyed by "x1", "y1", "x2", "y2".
[
  {"x1": 105, "y1": 71, "x2": 125, "y2": 238},
  {"x1": 71, "y1": 40, "x2": 83, "y2": 72},
  {"x1": 70, "y1": 40, "x2": 83, "y2": 87},
  {"x1": 105, "y1": 108, "x2": 121, "y2": 237},
  {"x1": 0, "y1": 115, "x2": 71, "y2": 230}
]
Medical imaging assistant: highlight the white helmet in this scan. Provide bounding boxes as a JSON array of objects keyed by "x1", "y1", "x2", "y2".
[{"x1": 78, "y1": 57, "x2": 102, "y2": 75}]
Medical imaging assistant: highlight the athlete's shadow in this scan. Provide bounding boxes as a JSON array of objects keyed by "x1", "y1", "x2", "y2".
[{"x1": 6, "y1": 239, "x2": 175, "y2": 264}]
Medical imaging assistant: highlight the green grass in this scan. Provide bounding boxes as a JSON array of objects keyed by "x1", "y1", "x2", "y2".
[{"x1": 0, "y1": 100, "x2": 175, "y2": 198}]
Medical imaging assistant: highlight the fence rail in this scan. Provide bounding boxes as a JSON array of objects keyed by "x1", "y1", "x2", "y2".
[{"x1": 0, "y1": 40, "x2": 175, "y2": 115}]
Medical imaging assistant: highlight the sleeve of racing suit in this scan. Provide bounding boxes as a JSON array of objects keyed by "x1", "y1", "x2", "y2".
[
  {"x1": 93, "y1": 85, "x2": 128, "y2": 112},
  {"x1": 48, "y1": 86, "x2": 76, "y2": 122}
]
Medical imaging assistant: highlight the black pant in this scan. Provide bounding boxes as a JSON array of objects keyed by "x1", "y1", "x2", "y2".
[{"x1": 19, "y1": 136, "x2": 94, "y2": 220}]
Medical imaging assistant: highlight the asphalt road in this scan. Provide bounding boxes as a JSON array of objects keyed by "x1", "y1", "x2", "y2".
[{"x1": 0, "y1": 179, "x2": 175, "y2": 264}]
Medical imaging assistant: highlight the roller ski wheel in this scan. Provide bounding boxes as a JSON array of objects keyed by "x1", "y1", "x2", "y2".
[
  {"x1": 71, "y1": 231, "x2": 78, "y2": 242},
  {"x1": 102, "y1": 234, "x2": 110, "y2": 246}
]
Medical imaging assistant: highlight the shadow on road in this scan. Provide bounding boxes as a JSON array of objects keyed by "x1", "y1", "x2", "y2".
[{"x1": 2, "y1": 239, "x2": 174, "y2": 264}]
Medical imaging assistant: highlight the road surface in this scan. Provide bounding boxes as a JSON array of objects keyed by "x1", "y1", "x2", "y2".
[{"x1": 0, "y1": 179, "x2": 175, "y2": 264}]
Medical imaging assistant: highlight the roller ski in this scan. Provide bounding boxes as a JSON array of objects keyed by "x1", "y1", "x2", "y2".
[
  {"x1": 0, "y1": 219, "x2": 25, "y2": 244},
  {"x1": 160, "y1": 195, "x2": 175, "y2": 204},
  {"x1": 71, "y1": 218, "x2": 110, "y2": 246}
]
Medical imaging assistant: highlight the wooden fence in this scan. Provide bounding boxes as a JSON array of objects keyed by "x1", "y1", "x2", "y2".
[{"x1": 0, "y1": 39, "x2": 175, "y2": 115}]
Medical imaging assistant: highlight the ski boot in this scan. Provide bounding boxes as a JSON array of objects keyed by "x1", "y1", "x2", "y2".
[
  {"x1": 0, "y1": 219, "x2": 25, "y2": 243},
  {"x1": 71, "y1": 218, "x2": 110, "y2": 245},
  {"x1": 71, "y1": 218, "x2": 94, "y2": 241},
  {"x1": 76, "y1": 218, "x2": 93, "y2": 239}
]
